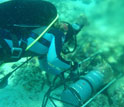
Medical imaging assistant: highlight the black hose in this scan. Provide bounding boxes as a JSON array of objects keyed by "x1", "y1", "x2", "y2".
[{"x1": 0, "y1": 56, "x2": 34, "y2": 89}]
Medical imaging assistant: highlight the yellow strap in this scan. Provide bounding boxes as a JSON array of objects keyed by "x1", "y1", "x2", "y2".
[{"x1": 25, "y1": 14, "x2": 59, "y2": 51}]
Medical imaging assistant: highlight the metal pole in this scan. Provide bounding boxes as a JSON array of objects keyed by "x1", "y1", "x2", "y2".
[{"x1": 82, "y1": 78, "x2": 117, "y2": 107}]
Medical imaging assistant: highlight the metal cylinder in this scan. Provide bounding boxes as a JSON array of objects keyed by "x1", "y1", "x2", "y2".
[{"x1": 61, "y1": 70, "x2": 104, "y2": 107}]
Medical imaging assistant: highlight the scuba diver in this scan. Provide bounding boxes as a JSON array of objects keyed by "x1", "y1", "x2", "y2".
[
  {"x1": 0, "y1": 1, "x2": 117, "y2": 107},
  {"x1": 0, "y1": 0, "x2": 86, "y2": 75}
]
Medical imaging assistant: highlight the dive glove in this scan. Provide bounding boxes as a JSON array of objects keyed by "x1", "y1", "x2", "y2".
[{"x1": 71, "y1": 61, "x2": 79, "y2": 71}]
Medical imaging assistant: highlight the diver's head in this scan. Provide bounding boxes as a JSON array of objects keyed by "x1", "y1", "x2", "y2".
[
  {"x1": 54, "y1": 21, "x2": 75, "y2": 43},
  {"x1": 0, "y1": 0, "x2": 57, "y2": 33}
]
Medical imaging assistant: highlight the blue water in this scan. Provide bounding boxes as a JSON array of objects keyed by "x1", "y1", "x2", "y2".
[{"x1": 0, "y1": 0, "x2": 124, "y2": 107}]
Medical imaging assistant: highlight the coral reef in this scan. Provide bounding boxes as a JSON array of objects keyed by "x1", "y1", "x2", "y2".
[{"x1": 0, "y1": 0, "x2": 124, "y2": 107}]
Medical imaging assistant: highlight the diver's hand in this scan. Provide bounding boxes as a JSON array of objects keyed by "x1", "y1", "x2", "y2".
[{"x1": 71, "y1": 61, "x2": 79, "y2": 71}]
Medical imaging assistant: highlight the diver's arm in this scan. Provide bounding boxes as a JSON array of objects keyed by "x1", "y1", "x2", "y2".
[{"x1": 47, "y1": 30, "x2": 71, "y2": 70}]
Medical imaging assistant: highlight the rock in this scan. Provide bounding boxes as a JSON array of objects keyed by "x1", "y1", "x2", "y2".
[
  {"x1": 107, "y1": 76, "x2": 124, "y2": 107},
  {"x1": 87, "y1": 94, "x2": 110, "y2": 107}
]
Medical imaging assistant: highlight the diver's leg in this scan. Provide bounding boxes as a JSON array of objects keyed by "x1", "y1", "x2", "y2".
[{"x1": 38, "y1": 55, "x2": 62, "y2": 75}]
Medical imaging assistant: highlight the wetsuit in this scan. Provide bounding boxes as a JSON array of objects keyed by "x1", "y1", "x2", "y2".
[
  {"x1": 0, "y1": 26, "x2": 73, "y2": 74},
  {"x1": 0, "y1": 0, "x2": 80, "y2": 74}
]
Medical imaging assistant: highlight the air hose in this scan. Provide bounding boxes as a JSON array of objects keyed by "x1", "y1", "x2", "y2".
[{"x1": 26, "y1": 14, "x2": 59, "y2": 51}]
